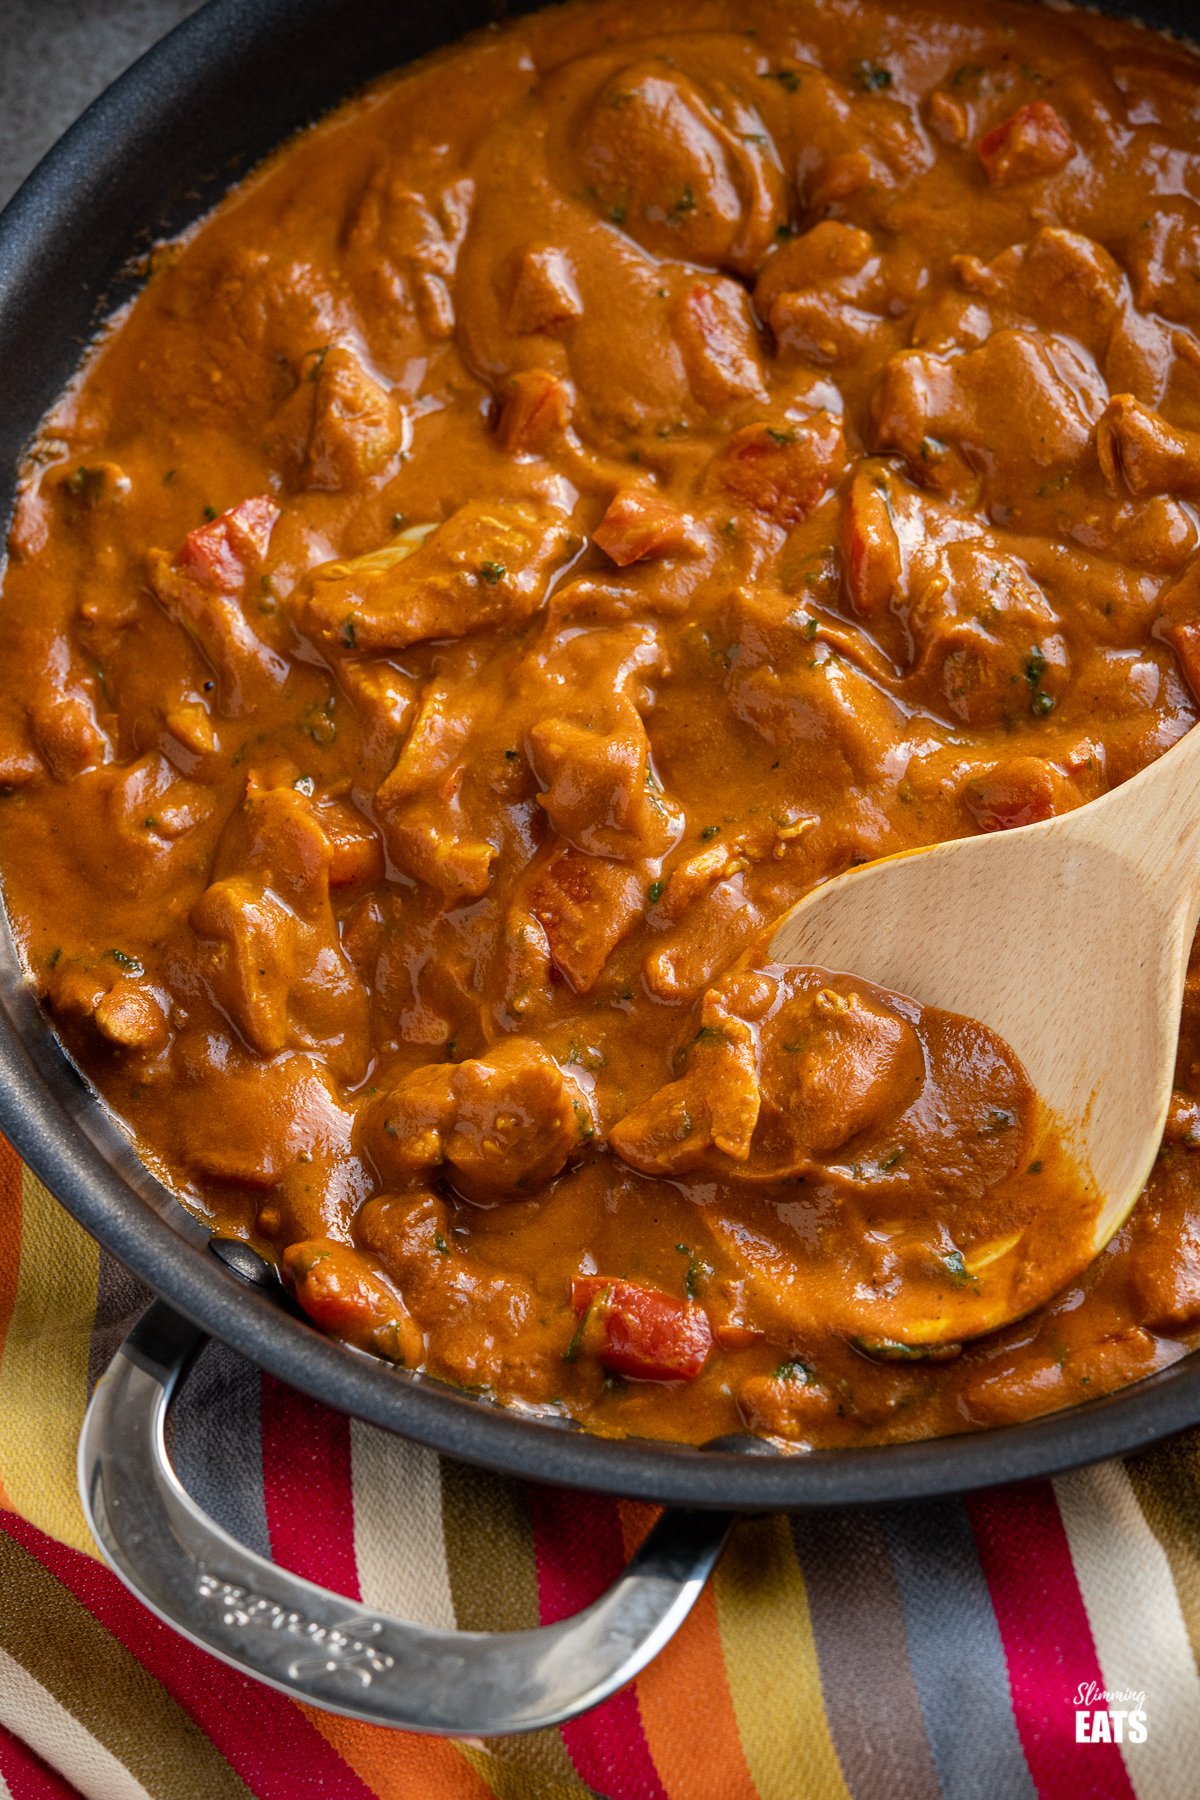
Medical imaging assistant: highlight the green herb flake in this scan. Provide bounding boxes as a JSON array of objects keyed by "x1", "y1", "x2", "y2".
[
  {"x1": 608, "y1": 203, "x2": 627, "y2": 224},
  {"x1": 774, "y1": 1359, "x2": 813, "y2": 1383},
  {"x1": 1024, "y1": 647, "x2": 1047, "y2": 687},
  {"x1": 985, "y1": 1108, "x2": 1016, "y2": 1133},
  {"x1": 669, "y1": 184, "x2": 696, "y2": 220},
  {"x1": 765, "y1": 67, "x2": 802, "y2": 92},
  {"x1": 878, "y1": 1147, "x2": 905, "y2": 1171},
  {"x1": 1032, "y1": 691, "x2": 1056, "y2": 716},
  {"x1": 563, "y1": 1283, "x2": 611, "y2": 1362},
  {"x1": 700, "y1": 824, "x2": 721, "y2": 841},
  {"x1": 686, "y1": 1256, "x2": 712, "y2": 1300},
  {"x1": 572, "y1": 1099, "x2": 596, "y2": 1143},
  {"x1": 201, "y1": 503, "x2": 218, "y2": 522},
  {"x1": 434, "y1": 1232, "x2": 449, "y2": 1255},
  {"x1": 647, "y1": 878, "x2": 666, "y2": 904},
  {"x1": 302, "y1": 696, "x2": 337, "y2": 746},
  {"x1": 479, "y1": 561, "x2": 506, "y2": 586},
  {"x1": 106, "y1": 948, "x2": 144, "y2": 974},
  {"x1": 767, "y1": 427, "x2": 797, "y2": 446},
  {"x1": 853, "y1": 60, "x2": 893, "y2": 90},
  {"x1": 339, "y1": 617, "x2": 358, "y2": 651},
  {"x1": 943, "y1": 1249, "x2": 969, "y2": 1282}
]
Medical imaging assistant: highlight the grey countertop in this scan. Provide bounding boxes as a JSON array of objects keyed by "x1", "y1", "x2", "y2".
[{"x1": 0, "y1": 0, "x2": 204, "y2": 210}]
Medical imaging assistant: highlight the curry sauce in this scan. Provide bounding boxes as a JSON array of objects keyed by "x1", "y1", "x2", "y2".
[{"x1": 2, "y1": 0, "x2": 1200, "y2": 1447}]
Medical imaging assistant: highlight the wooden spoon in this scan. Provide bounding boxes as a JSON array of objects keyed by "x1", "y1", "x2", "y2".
[{"x1": 768, "y1": 722, "x2": 1200, "y2": 1346}]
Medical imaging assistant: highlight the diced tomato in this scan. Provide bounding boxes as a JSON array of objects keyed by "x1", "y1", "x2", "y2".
[
  {"x1": 283, "y1": 1238, "x2": 422, "y2": 1363},
  {"x1": 592, "y1": 489, "x2": 697, "y2": 567},
  {"x1": 963, "y1": 759, "x2": 1065, "y2": 832},
  {"x1": 315, "y1": 797, "x2": 386, "y2": 887},
  {"x1": 709, "y1": 415, "x2": 846, "y2": 527},
  {"x1": 841, "y1": 465, "x2": 901, "y2": 616},
  {"x1": 673, "y1": 283, "x2": 764, "y2": 411},
  {"x1": 496, "y1": 368, "x2": 572, "y2": 456},
  {"x1": 1165, "y1": 619, "x2": 1200, "y2": 702},
  {"x1": 715, "y1": 1322, "x2": 766, "y2": 1351},
  {"x1": 570, "y1": 1275, "x2": 713, "y2": 1381},
  {"x1": 977, "y1": 102, "x2": 1074, "y2": 188},
  {"x1": 175, "y1": 495, "x2": 281, "y2": 592}
]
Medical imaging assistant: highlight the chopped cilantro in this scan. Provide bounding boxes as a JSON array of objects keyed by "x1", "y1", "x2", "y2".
[
  {"x1": 853, "y1": 60, "x2": 893, "y2": 90},
  {"x1": 774, "y1": 1359, "x2": 813, "y2": 1382},
  {"x1": 647, "y1": 878, "x2": 666, "y2": 904},
  {"x1": 479, "y1": 561, "x2": 506, "y2": 585}
]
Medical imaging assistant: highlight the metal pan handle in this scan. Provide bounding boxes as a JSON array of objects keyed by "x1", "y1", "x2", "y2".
[{"x1": 78, "y1": 1295, "x2": 738, "y2": 1734}]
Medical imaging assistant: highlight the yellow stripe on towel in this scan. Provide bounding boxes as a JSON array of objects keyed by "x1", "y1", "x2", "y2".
[{"x1": 0, "y1": 1168, "x2": 98, "y2": 1554}]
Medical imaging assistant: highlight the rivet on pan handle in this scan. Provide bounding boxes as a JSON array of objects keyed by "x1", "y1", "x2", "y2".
[{"x1": 78, "y1": 1286, "x2": 751, "y2": 1734}]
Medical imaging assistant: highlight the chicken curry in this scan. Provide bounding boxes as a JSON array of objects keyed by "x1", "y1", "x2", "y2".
[{"x1": 2, "y1": 0, "x2": 1200, "y2": 1448}]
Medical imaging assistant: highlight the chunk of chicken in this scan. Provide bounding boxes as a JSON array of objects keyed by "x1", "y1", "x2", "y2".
[
  {"x1": 529, "y1": 692, "x2": 677, "y2": 860},
  {"x1": 909, "y1": 543, "x2": 1070, "y2": 727},
  {"x1": 363, "y1": 1038, "x2": 593, "y2": 1202},
  {"x1": 609, "y1": 987, "x2": 760, "y2": 1174},
  {"x1": 301, "y1": 344, "x2": 405, "y2": 490},
  {"x1": 571, "y1": 61, "x2": 785, "y2": 275},
  {"x1": 1096, "y1": 394, "x2": 1200, "y2": 500},
  {"x1": 612, "y1": 967, "x2": 925, "y2": 1184},
  {"x1": 297, "y1": 500, "x2": 572, "y2": 657},
  {"x1": 147, "y1": 495, "x2": 284, "y2": 713},
  {"x1": 190, "y1": 779, "x2": 369, "y2": 1078},
  {"x1": 873, "y1": 329, "x2": 1105, "y2": 514}
]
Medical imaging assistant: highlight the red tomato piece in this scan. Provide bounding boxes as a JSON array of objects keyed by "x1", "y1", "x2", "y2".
[
  {"x1": 841, "y1": 465, "x2": 901, "y2": 616},
  {"x1": 571, "y1": 1275, "x2": 713, "y2": 1381},
  {"x1": 1165, "y1": 619, "x2": 1200, "y2": 703},
  {"x1": 710, "y1": 415, "x2": 846, "y2": 527},
  {"x1": 496, "y1": 369, "x2": 572, "y2": 455},
  {"x1": 283, "y1": 1238, "x2": 422, "y2": 1363},
  {"x1": 175, "y1": 494, "x2": 281, "y2": 592},
  {"x1": 977, "y1": 102, "x2": 1074, "y2": 188},
  {"x1": 592, "y1": 488, "x2": 698, "y2": 567},
  {"x1": 315, "y1": 797, "x2": 386, "y2": 888}
]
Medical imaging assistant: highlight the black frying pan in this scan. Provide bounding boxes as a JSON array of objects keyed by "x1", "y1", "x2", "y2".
[{"x1": 1, "y1": 0, "x2": 1198, "y2": 1732}]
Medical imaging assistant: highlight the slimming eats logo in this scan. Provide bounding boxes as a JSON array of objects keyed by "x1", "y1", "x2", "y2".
[{"x1": 1073, "y1": 1682, "x2": 1148, "y2": 1744}]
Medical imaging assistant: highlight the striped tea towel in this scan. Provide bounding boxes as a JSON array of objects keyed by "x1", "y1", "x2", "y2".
[{"x1": 0, "y1": 1136, "x2": 1198, "y2": 1800}]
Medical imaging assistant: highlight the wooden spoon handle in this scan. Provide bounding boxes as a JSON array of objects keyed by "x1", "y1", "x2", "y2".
[{"x1": 1079, "y1": 723, "x2": 1200, "y2": 917}]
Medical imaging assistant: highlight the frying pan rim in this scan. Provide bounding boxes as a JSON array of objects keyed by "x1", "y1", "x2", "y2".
[{"x1": 0, "y1": 0, "x2": 1196, "y2": 1511}]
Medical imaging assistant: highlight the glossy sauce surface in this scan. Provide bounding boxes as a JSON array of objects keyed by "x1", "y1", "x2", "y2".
[{"x1": 3, "y1": 0, "x2": 1200, "y2": 1446}]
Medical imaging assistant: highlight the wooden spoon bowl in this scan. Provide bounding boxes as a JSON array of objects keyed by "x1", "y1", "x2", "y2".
[{"x1": 769, "y1": 723, "x2": 1200, "y2": 1345}]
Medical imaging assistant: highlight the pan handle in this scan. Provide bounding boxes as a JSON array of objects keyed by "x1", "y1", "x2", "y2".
[{"x1": 78, "y1": 1295, "x2": 739, "y2": 1734}]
